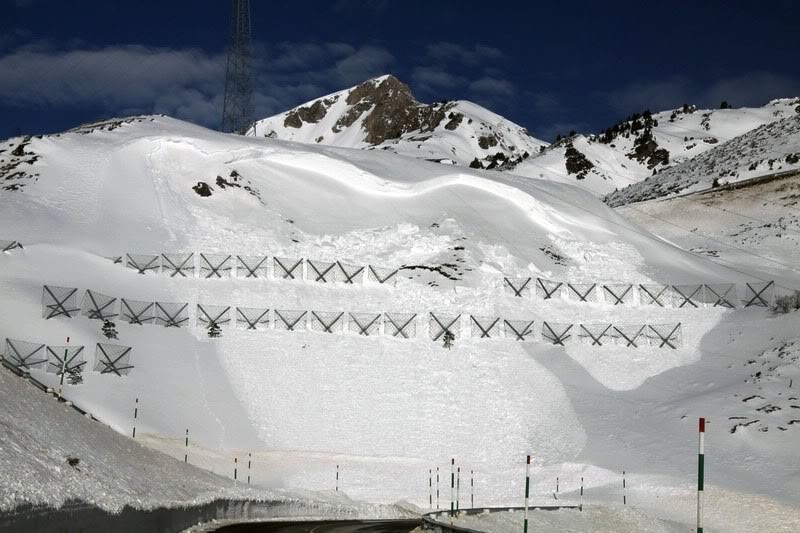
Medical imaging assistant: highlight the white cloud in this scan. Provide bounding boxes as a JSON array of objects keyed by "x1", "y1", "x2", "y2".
[{"x1": 468, "y1": 77, "x2": 516, "y2": 97}]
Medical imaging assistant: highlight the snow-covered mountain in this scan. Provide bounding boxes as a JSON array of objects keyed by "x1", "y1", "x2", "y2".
[
  {"x1": 511, "y1": 98, "x2": 800, "y2": 197},
  {"x1": 250, "y1": 75, "x2": 548, "y2": 167},
  {"x1": 1, "y1": 116, "x2": 799, "y2": 530},
  {"x1": 604, "y1": 113, "x2": 800, "y2": 206}
]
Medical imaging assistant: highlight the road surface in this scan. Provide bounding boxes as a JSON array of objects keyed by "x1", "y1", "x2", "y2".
[{"x1": 214, "y1": 519, "x2": 421, "y2": 532}]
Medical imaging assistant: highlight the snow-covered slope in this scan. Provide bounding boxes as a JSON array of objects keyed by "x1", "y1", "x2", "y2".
[
  {"x1": 250, "y1": 75, "x2": 547, "y2": 167},
  {"x1": 605, "y1": 113, "x2": 800, "y2": 206},
  {"x1": 510, "y1": 98, "x2": 800, "y2": 197},
  {"x1": 1, "y1": 116, "x2": 799, "y2": 530}
]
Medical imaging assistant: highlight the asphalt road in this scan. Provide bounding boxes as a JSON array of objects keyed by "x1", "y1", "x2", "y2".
[{"x1": 215, "y1": 519, "x2": 421, "y2": 532}]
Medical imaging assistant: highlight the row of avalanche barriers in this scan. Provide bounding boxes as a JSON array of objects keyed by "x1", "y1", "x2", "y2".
[
  {"x1": 114, "y1": 253, "x2": 399, "y2": 286},
  {"x1": 1, "y1": 337, "x2": 133, "y2": 376},
  {"x1": 42, "y1": 286, "x2": 682, "y2": 349},
  {"x1": 504, "y1": 277, "x2": 776, "y2": 309}
]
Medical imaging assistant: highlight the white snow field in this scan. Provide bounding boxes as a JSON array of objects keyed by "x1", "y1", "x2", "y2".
[{"x1": 1, "y1": 115, "x2": 799, "y2": 530}]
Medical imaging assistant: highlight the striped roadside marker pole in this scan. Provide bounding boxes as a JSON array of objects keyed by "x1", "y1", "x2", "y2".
[
  {"x1": 436, "y1": 467, "x2": 440, "y2": 509},
  {"x1": 184, "y1": 429, "x2": 189, "y2": 463},
  {"x1": 524, "y1": 455, "x2": 531, "y2": 533},
  {"x1": 336, "y1": 464, "x2": 339, "y2": 491},
  {"x1": 450, "y1": 458, "x2": 455, "y2": 521},
  {"x1": 247, "y1": 452, "x2": 252, "y2": 485},
  {"x1": 132, "y1": 398, "x2": 139, "y2": 438},
  {"x1": 456, "y1": 467, "x2": 461, "y2": 512},
  {"x1": 429, "y1": 468, "x2": 433, "y2": 508},
  {"x1": 556, "y1": 476, "x2": 559, "y2": 494},
  {"x1": 698, "y1": 417, "x2": 705, "y2": 533},
  {"x1": 234, "y1": 457, "x2": 238, "y2": 487},
  {"x1": 622, "y1": 470, "x2": 626, "y2": 505},
  {"x1": 580, "y1": 476, "x2": 584, "y2": 511},
  {"x1": 470, "y1": 470, "x2": 474, "y2": 508}
]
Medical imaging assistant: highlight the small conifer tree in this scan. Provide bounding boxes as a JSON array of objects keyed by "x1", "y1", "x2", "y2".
[
  {"x1": 208, "y1": 322, "x2": 222, "y2": 339},
  {"x1": 102, "y1": 320, "x2": 118, "y2": 340},
  {"x1": 443, "y1": 330, "x2": 455, "y2": 350}
]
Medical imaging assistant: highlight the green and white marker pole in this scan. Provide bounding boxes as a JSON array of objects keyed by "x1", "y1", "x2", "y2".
[
  {"x1": 698, "y1": 417, "x2": 705, "y2": 533},
  {"x1": 57, "y1": 337, "x2": 69, "y2": 398},
  {"x1": 524, "y1": 455, "x2": 531, "y2": 533}
]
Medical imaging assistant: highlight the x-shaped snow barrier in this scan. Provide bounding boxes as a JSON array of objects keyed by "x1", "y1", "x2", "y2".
[
  {"x1": 273, "y1": 257, "x2": 304, "y2": 280},
  {"x1": 578, "y1": 324, "x2": 613, "y2": 346},
  {"x1": 504, "y1": 277, "x2": 532, "y2": 297},
  {"x1": 383, "y1": 313, "x2": 417, "y2": 338},
  {"x1": 603, "y1": 284, "x2": 634, "y2": 305},
  {"x1": 542, "y1": 322, "x2": 573, "y2": 346},
  {"x1": 334, "y1": 262, "x2": 365, "y2": 284},
  {"x1": 349, "y1": 313, "x2": 381, "y2": 336},
  {"x1": 368, "y1": 265, "x2": 398, "y2": 285},
  {"x1": 42, "y1": 285, "x2": 80, "y2": 319},
  {"x1": 310, "y1": 311, "x2": 345, "y2": 333},
  {"x1": 199, "y1": 253, "x2": 232, "y2": 279},
  {"x1": 161, "y1": 253, "x2": 195, "y2": 278},
  {"x1": 3, "y1": 338, "x2": 46, "y2": 369},
  {"x1": 154, "y1": 302, "x2": 189, "y2": 328},
  {"x1": 126, "y1": 253, "x2": 160, "y2": 275},
  {"x1": 81, "y1": 290, "x2": 118, "y2": 321},
  {"x1": 503, "y1": 319, "x2": 535, "y2": 341},
  {"x1": 647, "y1": 323, "x2": 683, "y2": 349},
  {"x1": 613, "y1": 324, "x2": 647, "y2": 348},
  {"x1": 470, "y1": 316, "x2": 501, "y2": 338},
  {"x1": 744, "y1": 281, "x2": 774, "y2": 308},
  {"x1": 672, "y1": 284, "x2": 704, "y2": 308},
  {"x1": 93, "y1": 343, "x2": 133, "y2": 376},
  {"x1": 196, "y1": 304, "x2": 231, "y2": 329},
  {"x1": 429, "y1": 313, "x2": 461, "y2": 341},
  {"x1": 274, "y1": 310, "x2": 307, "y2": 331},
  {"x1": 307, "y1": 260, "x2": 337, "y2": 282},
  {"x1": 0, "y1": 240, "x2": 23, "y2": 252},
  {"x1": 639, "y1": 284, "x2": 671, "y2": 307},
  {"x1": 236, "y1": 255, "x2": 269, "y2": 278},
  {"x1": 535, "y1": 278, "x2": 563, "y2": 300},
  {"x1": 45, "y1": 345, "x2": 86, "y2": 374},
  {"x1": 120, "y1": 299, "x2": 156, "y2": 325},
  {"x1": 703, "y1": 283, "x2": 737, "y2": 308},
  {"x1": 235, "y1": 307, "x2": 270, "y2": 330},
  {"x1": 567, "y1": 283, "x2": 598, "y2": 303}
]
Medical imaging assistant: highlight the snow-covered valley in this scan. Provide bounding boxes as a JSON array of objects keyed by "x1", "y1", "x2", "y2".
[{"x1": 1, "y1": 115, "x2": 799, "y2": 531}]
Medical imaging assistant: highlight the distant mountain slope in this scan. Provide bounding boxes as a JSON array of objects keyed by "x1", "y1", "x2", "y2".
[
  {"x1": 250, "y1": 75, "x2": 548, "y2": 167},
  {"x1": 604, "y1": 113, "x2": 800, "y2": 206},
  {"x1": 509, "y1": 99, "x2": 800, "y2": 197}
]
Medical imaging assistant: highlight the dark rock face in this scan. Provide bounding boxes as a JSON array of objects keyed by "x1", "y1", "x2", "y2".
[
  {"x1": 192, "y1": 182, "x2": 213, "y2": 197},
  {"x1": 564, "y1": 142, "x2": 594, "y2": 179},
  {"x1": 329, "y1": 75, "x2": 450, "y2": 144},
  {"x1": 478, "y1": 135, "x2": 497, "y2": 149},
  {"x1": 628, "y1": 128, "x2": 670, "y2": 169},
  {"x1": 444, "y1": 112, "x2": 464, "y2": 131},
  {"x1": 284, "y1": 100, "x2": 329, "y2": 129}
]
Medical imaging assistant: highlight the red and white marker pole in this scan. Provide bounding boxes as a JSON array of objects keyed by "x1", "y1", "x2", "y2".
[
  {"x1": 524, "y1": 455, "x2": 530, "y2": 533},
  {"x1": 698, "y1": 417, "x2": 705, "y2": 533}
]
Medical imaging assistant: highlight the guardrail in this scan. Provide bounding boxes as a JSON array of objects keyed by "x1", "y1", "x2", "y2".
[{"x1": 421, "y1": 505, "x2": 580, "y2": 532}]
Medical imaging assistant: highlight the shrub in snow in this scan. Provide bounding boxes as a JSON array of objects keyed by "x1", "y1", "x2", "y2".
[
  {"x1": 102, "y1": 320, "x2": 118, "y2": 340},
  {"x1": 773, "y1": 292, "x2": 800, "y2": 314}
]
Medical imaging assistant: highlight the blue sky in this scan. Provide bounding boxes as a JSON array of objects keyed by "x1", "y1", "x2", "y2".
[{"x1": 2, "y1": 0, "x2": 799, "y2": 141}]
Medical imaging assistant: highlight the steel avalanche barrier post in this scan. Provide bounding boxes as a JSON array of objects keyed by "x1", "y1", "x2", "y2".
[{"x1": 698, "y1": 417, "x2": 705, "y2": 533}]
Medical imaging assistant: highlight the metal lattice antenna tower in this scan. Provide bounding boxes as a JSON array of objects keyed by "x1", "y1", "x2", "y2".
[{"x1": 221, "y1": 0, "x2": 255, "y2": 134}]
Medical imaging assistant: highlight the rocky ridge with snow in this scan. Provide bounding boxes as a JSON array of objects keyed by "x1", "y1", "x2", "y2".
[{"x1": 250, "y1": 75, "x2": 548, "y2": 168}]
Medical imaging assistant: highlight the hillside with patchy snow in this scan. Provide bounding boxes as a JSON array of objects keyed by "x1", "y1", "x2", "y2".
[
  {"x1": 605, "y1": 113, "x2": 800, "y2": 206},
  {"x1": 249, "y1": 75, "x2": 547, "y2": 168},
  {"x1": 1, "y1": 116, "x2": 799, "y2": 530},
  {"x1": 511, "y1": 98, "x2": 800, "y2": 197}
]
